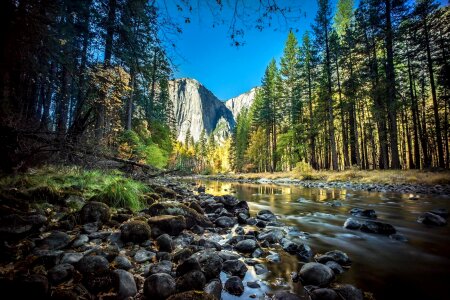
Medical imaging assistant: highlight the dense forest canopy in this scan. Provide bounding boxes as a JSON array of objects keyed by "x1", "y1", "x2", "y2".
[{"x1": 0, "y1": 0, "x2": 449, "y2": 174}]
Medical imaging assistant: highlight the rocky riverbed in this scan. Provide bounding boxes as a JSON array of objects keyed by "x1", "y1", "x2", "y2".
[
  {"x1": 185, "y1": 175, "x2": 450, "y2": 195},
  {"x1": 0, "y1": 177, "x2": 448, "y2": 300}
]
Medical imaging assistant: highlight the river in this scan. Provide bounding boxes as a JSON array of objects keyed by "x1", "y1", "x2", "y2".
[{"x1": 189, "y1": 179, "x2": 450, "y2": 300}]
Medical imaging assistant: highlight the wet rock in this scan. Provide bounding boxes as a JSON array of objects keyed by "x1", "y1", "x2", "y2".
[
  {"x1": 204, "y1": 279, "x2": 222, "y2": 299},
  {"x1": 257, "y1": 210, "x2": 277, "y2": 222},
  {"x1": 146, "y1": 260, "x2": 173, "y2": 276},
  {"x1": 218, "y1": 250, "x2": 240, "y2": 261},
  {"x1": 333, "y1": 284, "x2": 364, "y2": 300},
  {"x1": 298, "y1": 262, "x2": 334, "y2": 287},
  {"x1": 191, "y1": 250, "x2": 223, "y2": 280},
  {"x1": 224, "y1": 276, "x2": 244, "y2": 296},
  {"x1": 61, "y1": 252, "x2": 84, "y2": 265},
  {"x1": 198, "y1": 186, "x2": 206, "y2": 193},
  {"x1": 215, "y1": 216, "x2": 236, "y2": 228},
  {"x1": 176, "y1": 270, "x2": 206, "y2": 292},
  {"x1": 72, "y1": 234, "x2": 89, "y2": 247},
  {"x1": 310, "y1": 288, "x2": 339, "y2": 300},
  {"x1": 349, "y1": 208, "x2": 377, "y2": 219},
  {"x1": 343, "y1": 218, "x2": 361, "y2": 230},
  {"x1": 254, "y1": 263, "x2": 269, "y2": 275},
  {"x1": 113, "y1": 255, "x2": 133, "y2": 270},
  {"x1": 216, "y1": 195, "x2": 240, "y2": 208},
  {"x1": 77, "y1": 255, "x2": 109, "y2": 274},
  {"x1": 237, "y1": 213, "x2": 249, "y2": 224},
  {"x1": 48, "y1": 263, "x2": 74, "y2": 285},
  {"x1": 114, "y1": 269, "x2": 137, "y2": 298},
  {"x1": 144, "y1": 273, "x2": 176, "y2": 300},
  {"x1": 429, "y1": 208, "x2": 449, "y2": 219},
  {"x1": 315, "y1": 250, "x2": 351, "y2": 267},
  {"x1": 258, "y1": 229, "x2": 284, "y2": 244},
  {"x1": 36, "y1": 231, "x2": 70, "y2": 250},
  {"x1": 176, "y1": 257, "x2": 202, "y2": 276},
  {"x1": 157, "y1": 233, "x2": 174, "y2": 252},
  {"x1": 222, "y1": 259, "x2": 248, "y2": 277},
  {"x1": 196, "y1": 238, "x2": 222, "y2": 251},
  {"x1": 80, "y1": 201, "x2": 111, "y2": 224},
  {"x1": 417, "y1": 212, "x2": 447, "y2": 226},
  {"x1": 235, "y1": 239, "x2": 258, "y2": 253},
  {"x1": 148, "y1": 202, "x2": 212, "y2": 228},
  {"x1": 252, "y1": 248, "x2": 265, "y2": 258},
  {"x1": 247, "y1": 281, "x2": 260, "y2": 288},
  {"x1": 246, "y1": 217, "x2": 258, "y2": 226},
  {"x1": 134, "y1": 249, "x2": 156, "y2": 263},
  {"x1": 360, "y1": 221, "x2": 396, "y2": 235},
  {"x1": 325, "y1": 261, "x2": 344, "y2": 275},
  {"x1": 120, "y1": 220, "x2": 151, "y2": 243},
  {"x1": 273, "y1": 291, "x2": 301, "y2": 300},
  {"x1": 280, "y1": 238, "x2": 312, "y2": 261}
]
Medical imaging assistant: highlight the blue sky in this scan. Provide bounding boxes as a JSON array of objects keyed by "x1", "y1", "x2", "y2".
[{"x1": 161, "y1": 0, "x2": 447, "y2": 100}]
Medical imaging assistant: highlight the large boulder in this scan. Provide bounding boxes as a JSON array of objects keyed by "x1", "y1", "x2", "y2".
[
  {"x1": 148, "y1": 202, "x2": 212, "y2": 228},
  {"x1": 360, "y1": 221, "x2": 396, "y2": 235},
  {"x1": 80, "y1": 201, "x2": 111, "y2": 224},
  {"x1": 222, "y1": 260, "x2": 248, "y2": 278},
  {"x1": 120, "y1": 220, "x2": 151, "y2": 243},
  {"x1": 144, "y1": 273, "x2": 177, "y2": 300},
  {"x1": 314, "y1": 250, "x2": 351, "y2": 267},
  {"x1": 35, "y1": 231, "x2": 70, "y2": 250},
  {"x1": 417, "y1": 212, "x2": 447, "y2": 226},
  {"x1": 224, "y1": 276, "x2": 244, "y2": 296},
  {"x1": 298, "y1": 262, "x2": 334, "y2": 287},
  {"x1": 114, "y1": 269, "x2": 137, "y2": 299},
  {"x1": 343, "y1": 218, "x2": 361, "y2": 230},
  {"x1": 148, "y1": 215, "x2": 187, "y2": 236},
  {"x1": 234, "y1": 239, "x2": 258, "y2": 253}
]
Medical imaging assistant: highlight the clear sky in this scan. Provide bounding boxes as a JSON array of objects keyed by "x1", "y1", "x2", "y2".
[{"x1": 161, "y1": 0, "x2": 447, "y2": 100}]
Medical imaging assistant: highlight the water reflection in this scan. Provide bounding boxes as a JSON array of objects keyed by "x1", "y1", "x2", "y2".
[{"x1": 192, "y1": 179, "x2": 450, "y2": 300}]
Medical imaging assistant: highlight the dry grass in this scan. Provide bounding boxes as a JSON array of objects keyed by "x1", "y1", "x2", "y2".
[{"x1": 223, "y1": 169, "x2": 450, "y2": 185}]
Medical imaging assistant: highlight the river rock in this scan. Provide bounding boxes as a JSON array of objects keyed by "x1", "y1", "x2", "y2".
[
  {"x1": 83, "y1": 270, "x2": 117, "y2": 293},
  {"x1": 120, "y1": 220, "x2": 151, "y2": 243},
  {"x1": 310, "y1": 288, "x2": 339, "y2": 300},
  {"x1": 360, "y1": 221, "x2": 396, "y2": 235},
  {"x1": 281, "y1": 238, "x2": 312, "y2": 261},
  {"x1": 80, "y1": 201, "x2": 111, "y2": 224},
  {"x1": 273, "y1": 291, "x2": 302, "y2": 300},
  {"x1": 216, "y1": 195, "x2": 240, "y2": 207},
  {"x1": 134, "y1": 249, "x2": 156, "y2": 263},
  {"x1": 157, "y1": 233, "x2": 174, "y2": 252},
  {"x1": 176, "y1": 257, "x2": 201, "y2": 276},
  {"x1": 298, "y1": 262, "x2": 334, "y2": 287},
  {"x1": 224, "y1": 276, "x2": 244, "y2": 296},
  {"x1": 36, "y1": 231, "x2": 70, "y2": 250},
  {"x1": 222, "y1": 259, "x2": 248, "y2": 277},
  {"x1": 191, "y1": 249, "x2": 223, "y2": 279},
  {"x1": 176, "y1": 270, "x2": 206, "y2": 292},
  {"x1": 417, "y1": 212, "x2": 447, "y2": 226},
  {"x1": 114, "y1": 269, "x2": 137, "y2": 298},
  {"x1": 215, "y1": 216, "x2": 236, "y2": 228},
  {"x1": 315, "y1": 250, "x2": 351, "y2": 267},
  {"x1": 254, "y1": 263, "x2": 269, "y2": 275},
  {"x1": 144, "y1": 273, "x2": 176, "y2": 300},
  {"x1": 218, "y1": 250, "x2": 241, "y2": 261},
  {"x1": 343, "y1": 218, "x2": 361, "y2": 230},
  {"x1": 258, "y1": 229, "x2": 284, "y2": 244},
  {"x1": 247, "y1": 281, "x2": 260, "y2": 288},
  {"x1": 48, "y1": 263, "x2": 74, "y2": 285},
  {"x1": 113, "y1": 255, "x2": 133, "y2": 270},
  {"x1": 77, "y1": 255, "x2": 109, "y2": 274},
  {"x1": 325, "y1": 261, "x2": 345, "y2": 275},
  {"x1": 235, "y1": 239, "x2": 258, "y2": 253},
  {"x1": 333, "y1": 284, "x2": 364, "y2": 300},
  {"x1": 266, "y1": 252, "x2": 281, "y2": 263},
  {"x1": 147, "y1": 215, "x2": 187, "y2": 237},
  {"x1": 204, "y1": 279, "x2": 222, "y2": 299},
  {"x1": 61, "y1": 252, "x2": 84, "y2": 264},
  {"x1": 257, "y1": 210, "x2": 277, "y2": 222},
  {"x1": 82, "y1": 222, "x2": 99, "y2": 234},
  {"x1": 146, "y1": 260, "x2": 173, "y2": 276},
  {"x1": 0, "y1": 213, "x2": 47, "y2": 238},
  {"x1": 349, "y1": 208, "x2": 377, "y2": 219}
]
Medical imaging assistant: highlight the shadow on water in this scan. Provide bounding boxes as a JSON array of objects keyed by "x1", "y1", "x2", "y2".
[{"x1": 190, "y1": 179, "x2": 450, "y2": 300}]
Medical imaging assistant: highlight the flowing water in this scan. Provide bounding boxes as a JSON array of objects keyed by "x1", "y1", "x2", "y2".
[{"x1": 189, "y1": 179, "x2": 450, "y2": 300}]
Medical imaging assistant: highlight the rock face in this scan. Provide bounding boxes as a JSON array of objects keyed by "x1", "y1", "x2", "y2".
[
  {"x1": 168, "y1": 78, "x2": 256, "y2": 144},
  {"x1": 225, "y1": 87, "x2": 257, "y2": 120}
]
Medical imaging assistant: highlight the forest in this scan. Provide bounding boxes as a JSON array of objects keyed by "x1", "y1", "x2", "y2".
[{"x1": 1, "y1": 0, "x2": 449, "y2": 175}]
